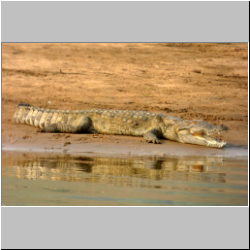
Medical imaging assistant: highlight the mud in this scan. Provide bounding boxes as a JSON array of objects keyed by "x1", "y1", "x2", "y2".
[{"x1": 1, "y1": 43, "x2": 248, "y2": 157}]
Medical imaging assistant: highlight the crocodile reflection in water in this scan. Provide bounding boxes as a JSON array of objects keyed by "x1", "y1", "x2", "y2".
[{"x1": 13, "y1": 155, "x2": 226, "y2": 185}]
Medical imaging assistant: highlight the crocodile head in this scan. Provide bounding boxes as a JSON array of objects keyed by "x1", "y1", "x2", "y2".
[{"x1": 163, "y1": 119, "x2": 228, "y2": 148}]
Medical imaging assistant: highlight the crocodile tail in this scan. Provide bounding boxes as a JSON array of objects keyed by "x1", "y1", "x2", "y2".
[
  {"x1": 13, "y1": 103, "x2": 75, "y2": 129},
  {"x1": 13, "y1": 103, "x2": 33, "y2": 124}
]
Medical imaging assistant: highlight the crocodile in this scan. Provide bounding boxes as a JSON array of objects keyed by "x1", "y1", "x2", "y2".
[{"x1": 13, "y1": 103, "x2": 228, "y2": 148}]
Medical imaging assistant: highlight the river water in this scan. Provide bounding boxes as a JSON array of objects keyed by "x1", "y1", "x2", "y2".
[{"x1": 1, "y1": 151, "x2": 248, "y2": 206}]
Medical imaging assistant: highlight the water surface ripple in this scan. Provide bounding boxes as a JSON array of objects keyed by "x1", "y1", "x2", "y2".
[{"x1": 1, "y1": 151, "x2": 248, "y2": 206}]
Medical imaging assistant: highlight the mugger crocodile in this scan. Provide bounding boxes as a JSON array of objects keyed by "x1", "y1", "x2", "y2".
[{"x1": 13, "y1": 103, "x2": 228, "y2": 148}]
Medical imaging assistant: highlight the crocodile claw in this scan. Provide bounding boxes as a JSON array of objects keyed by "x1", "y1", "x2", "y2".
[{"x1": 146, "y1": 139, "x2": 161, "y2": 144}]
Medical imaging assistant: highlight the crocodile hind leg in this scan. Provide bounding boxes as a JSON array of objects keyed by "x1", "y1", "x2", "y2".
[
  {"x1": 38, "y1": 123, "x2": 58, "y2": 133},
  {"x1": 144, "y1": 129, "x2": 162, "y2": 144},
  {"x1": 39, "y1": 116, "x2": 91, "y2": 133}
]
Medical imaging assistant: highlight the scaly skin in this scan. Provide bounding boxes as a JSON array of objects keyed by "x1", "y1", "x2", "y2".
[{"x1": 13, "y1": 103, "x2": 228, "y2": 148}]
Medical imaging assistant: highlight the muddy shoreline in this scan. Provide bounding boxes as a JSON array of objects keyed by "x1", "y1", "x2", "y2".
[
  {"x1": 2, "y1": 43, "x2": 248, "y2": 157},
  {"x1": 2, "y1": 128, "x2": 248, "y2": 158}
]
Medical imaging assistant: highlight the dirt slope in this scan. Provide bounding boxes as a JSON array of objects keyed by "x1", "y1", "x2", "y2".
[{"x1": 2, "y1": 43, "x2": 248, "y2": 154}]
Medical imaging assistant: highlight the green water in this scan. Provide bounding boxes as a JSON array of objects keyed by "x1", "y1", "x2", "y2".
[{"x1": 1, "y1": 151, "x2": 248, "y2": 206}]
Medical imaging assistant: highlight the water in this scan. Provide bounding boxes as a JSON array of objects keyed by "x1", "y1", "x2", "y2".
[{"x1": 1, "y1": 151, "x2": 248, "y2": 206}]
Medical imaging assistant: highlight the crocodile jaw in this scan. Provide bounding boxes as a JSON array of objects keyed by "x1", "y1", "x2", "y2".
[
  {"x1": 177, "y1": 129, "x2": 227, "y2": 148},
  {"x1": 190, "y1": 131, "x2": 227, "y2": 148}
]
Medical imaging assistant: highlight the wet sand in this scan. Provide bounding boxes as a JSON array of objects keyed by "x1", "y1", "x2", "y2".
[
  {"x1": 1, "y1": 43, "x2": 248, "y2": 157},
  {"x1": 2, "y1": 124, "x2": 248, "y2": 158}
]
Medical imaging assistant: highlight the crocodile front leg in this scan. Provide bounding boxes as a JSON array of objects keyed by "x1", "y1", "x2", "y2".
[
  {"x1": 39, "y1": 116, "x2": 91, "y2": 133},
  {"x1": 144, "y1": 129, "x2": 162, "y2": 144}
]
